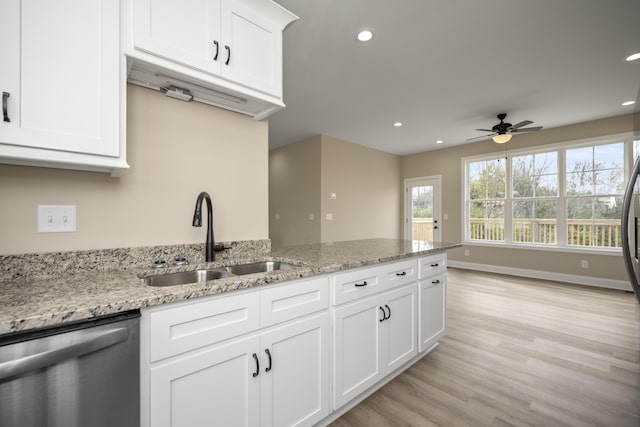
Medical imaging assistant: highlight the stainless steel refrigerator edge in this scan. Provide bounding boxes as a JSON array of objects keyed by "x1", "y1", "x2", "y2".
[
  {"x1": 0, "y1": 311, "x2": 140, "y2": 427},
  {"x1": 621, "y1": 98, "x2": 640, "y2": 305}
]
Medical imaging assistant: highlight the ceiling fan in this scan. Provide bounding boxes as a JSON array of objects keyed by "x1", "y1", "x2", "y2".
[{"x1": 468, "y1": 113, "x2": 543, "y2": 143}]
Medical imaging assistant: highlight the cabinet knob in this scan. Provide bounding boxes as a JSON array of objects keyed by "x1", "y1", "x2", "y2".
[
  {"x1": 213, "y1": 40, "x2": 219, "y2": 61},
  {"x1": 225, "y1": 45, "x2": 231, "y2": 65},
  {"x1": 2, "y1": 92, "x2": 9, "y2": 123},
  {"x1": 265, "y1": 348, "x2": 272, "y2": 373},
  {"x1": 252, "y1": 353, "x2": 259, "y2": 377}
]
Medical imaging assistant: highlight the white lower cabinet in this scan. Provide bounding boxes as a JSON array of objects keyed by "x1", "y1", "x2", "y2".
[
  {"x1": 332, "y1": 283, "x2": 417, "y2": 410},
  {"x1": 419, "y1": 274, "x2": 446, "y2": 353},
  {"x1": 142, "y1": 254, "x2": 448, "y2": 426},
  {"x1": 150, "y1": 334, "x2": 261, "y2": 427},
  {"x1": 142, "y1": 276, "x2": 330, "y2": 427}
]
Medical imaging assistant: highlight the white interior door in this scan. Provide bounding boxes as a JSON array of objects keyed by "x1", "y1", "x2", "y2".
[{"x1": 405, "y1": 176, "x2": 442, "y2": 241}]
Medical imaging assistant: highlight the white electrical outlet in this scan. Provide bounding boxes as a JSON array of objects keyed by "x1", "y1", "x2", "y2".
[
  {"x1": 330, "y1": 192, "x2": 337, "y2": 200},
  {"x1": 581, "y1": 260, "x2": 589, "y2": 269},
  {"x1": 38, "y1": 205, "x2": 77, "y2": 233},
  {"x1": 326, "y1": 213, "x2": 333, "y2": 221},
  {"x1": 309, "y1": 213, "x2": 315, "y2": 221},
  {"x1": 464, "y1": 249, "x2": 470, "y2": 257}
]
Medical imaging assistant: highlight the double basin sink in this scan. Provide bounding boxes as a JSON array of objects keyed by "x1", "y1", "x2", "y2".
[{"x1": 141, "y1": 261, "x2": 294, "y2": 287}]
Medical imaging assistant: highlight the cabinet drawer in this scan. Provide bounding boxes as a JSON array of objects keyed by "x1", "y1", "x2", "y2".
[
  {"x1": 381, "y1": 259, "x2": 417, "y2": 289},
  {"x1": 148, "y1": 292, "x2": 260, "y2": 362},
  {"x1": 260, "y1": 276, "x2": 329, "y2": 327},
  {"x1": 332, "y1": 259, "x2": 417, "y2": 306},
  {"x1": 418, "y1": 253, "x2": 447, "y2": 279}
]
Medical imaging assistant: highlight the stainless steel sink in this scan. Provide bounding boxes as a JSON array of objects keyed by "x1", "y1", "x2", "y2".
[
  {"x1": 223, "y1": 261, "x2": 294, "y2": 275},
  {"x1": 141, "y1": 261, "x2": 296, "y2": 286},
  {"x1": 142, "y1": 269, "x2": 231, "y2": 287}
]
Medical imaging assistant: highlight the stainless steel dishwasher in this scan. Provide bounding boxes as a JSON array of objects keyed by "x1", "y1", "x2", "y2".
[{"x1": 0, "y1": 310, "x2": 140, "y2": 427}]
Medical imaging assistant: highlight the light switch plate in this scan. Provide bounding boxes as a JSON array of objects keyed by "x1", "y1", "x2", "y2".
[{"x1": 38, "y1": 205, "x2": 77, "y2": 233}]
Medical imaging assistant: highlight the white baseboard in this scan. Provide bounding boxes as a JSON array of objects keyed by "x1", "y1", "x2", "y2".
[{"x1": 447, "y1": 260, "x2": 632, "y2": 292}]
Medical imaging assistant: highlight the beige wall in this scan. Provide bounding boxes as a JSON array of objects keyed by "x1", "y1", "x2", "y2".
[
  {"x1": 268, "y1": 134, "x2": 401, "y2": 246},
  {"x1": 0, "y1": 84, "x2": 269, "y2": 255},
  {"x1": 269, "y1": 135, "x2": 322, "y2": 246},
  {"x1": 401, "y1": 114, "x2": 633, "y2": 281},
  {"x1": 320, "y1": 135, "x2": 401, "y2": 243}
]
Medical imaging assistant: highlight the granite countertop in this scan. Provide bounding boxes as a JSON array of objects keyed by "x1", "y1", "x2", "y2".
[{"x1": 0, "y1": 239, "x2": 460, "y2": 336}]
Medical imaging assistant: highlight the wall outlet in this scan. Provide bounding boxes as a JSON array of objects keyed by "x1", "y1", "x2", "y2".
[
  {"x1": 329, "y1": 192, "x2": 337, "y2": 200},
  {"x1": 275, "y1": 213, "x2": 280, "y2": 220},
  {"x1": 581, "y1": 260, "x2": 589, "y2": 269},
  {"x1": 326, "y1": 213, "x2": 333, "y2": 221},
  {"x1": 464, "y1": 249, "x2": 470, "y2": 257},
  {"x1": 444, "y1": 213, "x2": 448, "y2": 220},
  {"x1": 309, "y1": 213, "x2": 315, "y2": 221},
  {"x1": 37, "y1": 205, "x2": 77, "y2": 233}
]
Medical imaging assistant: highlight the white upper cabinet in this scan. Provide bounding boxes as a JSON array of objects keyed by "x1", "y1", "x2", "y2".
[
  {"x1": 127, "y1": 0, "x2": 297, "y2": 119},
  {"x1": 0, "y1": 0, "x2": 128, "y2": 175}
]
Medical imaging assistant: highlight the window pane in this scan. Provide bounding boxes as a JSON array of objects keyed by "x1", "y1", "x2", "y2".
[
  {"x1": 512, "y1": 151, "x2": 557, "y2": 198},
  {"x1": 594, "y1": 143, "x2": 623, "y2": 170},
  {"x1": 566, "y1": 146, "x2": 593, "y2": 172},
  {"x1": 594, "y1": 196, "x2": 622, "y2": 247},
  {"x1": 469, "y1": 201, "x2": 504, "y2": 241},
  {"x1": 513, "y1": 200, "x2": 556, "y2": 244},
  {"x1": 594, "y1": 169, "x2": 624, "y2": 195},
  {"x1": 566, "y1": 171, "x2": 593, "y2": 196},
  {"x1": 469, "y1": 159, "x2": 506, "y2": 200},
  {"x1": 567, "y1": 198, "x2": 593, "y2": 246},
  {"x1": 535, "y1": 174, "x2": 558, "y2": 197}
]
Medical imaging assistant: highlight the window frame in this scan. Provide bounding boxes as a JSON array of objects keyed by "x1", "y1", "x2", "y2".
[{"x1": 461, "y1": 132, "x2": 633, "y2": 255}]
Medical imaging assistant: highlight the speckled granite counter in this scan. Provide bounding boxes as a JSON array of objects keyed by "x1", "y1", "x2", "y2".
[{"x1": 0, "y1": 239, "x2": 460, "y2": 336}]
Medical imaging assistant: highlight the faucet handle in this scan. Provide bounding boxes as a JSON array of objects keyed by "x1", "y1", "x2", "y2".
[{"x1": 152, "y1": 259, "x2": 168, "y2": 269}]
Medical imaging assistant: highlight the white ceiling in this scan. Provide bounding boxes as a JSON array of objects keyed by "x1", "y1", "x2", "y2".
[{"x1": 269, "y1": 0, "x2": 640, "y2": 156}]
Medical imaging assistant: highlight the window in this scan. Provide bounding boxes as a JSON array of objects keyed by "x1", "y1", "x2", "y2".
[
  {"x1": 468, "y1": 158, "x2": 505, "y2": 241},
  {"x1": 464, "y1": 135, "x2": 632, "y2": 251}
]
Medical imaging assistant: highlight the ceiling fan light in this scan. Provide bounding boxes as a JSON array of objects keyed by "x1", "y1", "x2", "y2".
[{"x1": 493, "y1": 134, "x2": 512, "y2": 144}]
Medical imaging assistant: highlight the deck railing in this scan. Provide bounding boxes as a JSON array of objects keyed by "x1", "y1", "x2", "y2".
[{"x1": 466, "y1": 218, "x2": 621, "y2": 247}]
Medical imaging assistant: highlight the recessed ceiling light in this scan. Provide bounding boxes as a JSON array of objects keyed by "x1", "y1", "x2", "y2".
[
  {"x1": 393, "y1": 122, "x2": 402, "y2": 127},
  {"x1": 436, "y1": 140, "x2": 444, "y2": 144},
  {"x1": 625, "y1": 52, "x2": 640, "y2": 62},
  {"x1": 622, "y1": 100, "x2": 636, "y2": 106},
  {"x1": 356, "y1": 30, "x2": 373, "y2": 42}
]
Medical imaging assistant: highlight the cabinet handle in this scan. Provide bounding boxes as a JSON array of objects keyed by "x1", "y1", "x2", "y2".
[
  {"x1": 396, "y1": 272, "x2": 407, "y2": 276},
  {"x1": 355, "y1": 281, "x2": 367, "y2": 287},
  {"x1": 225, "y1": 45, "x2": 231, "y2": 65},
  {"x1": 430, "y1": 263, "x2": 439, "y2": 267},
  {"x1": 379, "y1": 306, "x2": 386, "y2": 322},
  {"x1": 265, "y1": 348, "x2": 272, "y2": 372},
  {"x1": 2, "y1": 92, "x2": 9, "y2": 123},
  {"x1": 252, "y1": 353, "x2": 259, "y2": 377},
  {"x1": 213, "y1": 40, "x2": 219, "y2": 61},
  {"x1": 432, "y1": 279, "x2": 440, "y2": 284},
  {"x1": 385, "y1": 304, "x2": 391, "y2": 320}
]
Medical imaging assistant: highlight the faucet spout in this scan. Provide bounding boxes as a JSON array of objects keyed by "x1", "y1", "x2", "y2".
[{"x1": 192, "y1": 192, "x2": 215, "y2": 262}]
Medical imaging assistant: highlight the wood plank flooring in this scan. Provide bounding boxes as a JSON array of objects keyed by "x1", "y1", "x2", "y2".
[{"x1": 330, "y1": 268, "x2": 640, "y2": 427}]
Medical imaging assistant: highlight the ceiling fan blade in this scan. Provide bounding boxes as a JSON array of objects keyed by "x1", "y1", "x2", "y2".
[
  {"x1": 511, "y1": 126, "x2": 543, "y2": 133},
  {"x1": 475, "y1": 128, "x2": 494, "y2": 132},
  {"x1": 509, "y1": 120, "x2": 533, "y2": 130},
  {"x1": 466, "y1": 133, "x2": 494, "y2": 141}
]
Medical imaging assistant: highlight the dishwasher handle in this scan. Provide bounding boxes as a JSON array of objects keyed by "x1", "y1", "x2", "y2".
[{"x1": 0, "y1": 327, "x2": 129, "y2": 382}]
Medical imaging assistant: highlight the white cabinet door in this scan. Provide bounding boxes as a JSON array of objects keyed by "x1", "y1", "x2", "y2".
[
  {"x1": 220, "y1": 0, "x2": 282, "y2": 96},
  {"x1": 149, "y1": 335, "x2": 260, "y2": 427},
  {"x1": 0, "y1": 0, "x2": 120, "y2": 157},
  {"x1": 0, "y1": 1, "x2": 19, "y2": 128},
  {"x1": 381, "y1": 284, "x2": 418, "y2": 374},
  {"x1": 133, "y1": 0, "x2": 222, "y2": 75},
  {"x1": 260, "y1": 313, "x2": 330, "y2": 427},
  {"x1": 332, "y1": 295, "x2": 383, "y2": 410},
  {"x1": 419, "y1": 274, "x2": 446, "y2": 353}
]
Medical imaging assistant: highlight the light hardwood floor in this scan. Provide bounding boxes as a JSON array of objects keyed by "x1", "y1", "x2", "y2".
[{"x1": 330, "y1": 268, "x2": 640, "y2": 427}]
